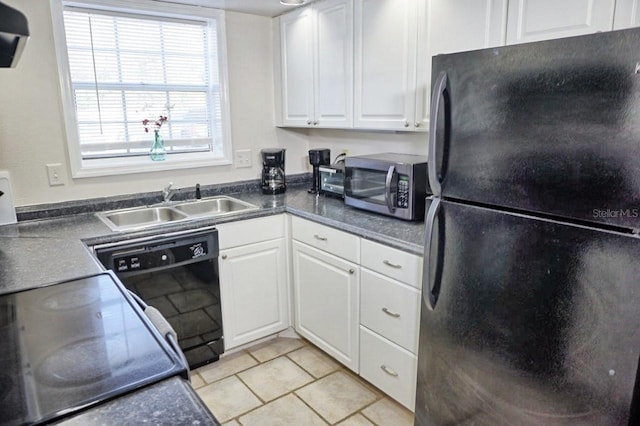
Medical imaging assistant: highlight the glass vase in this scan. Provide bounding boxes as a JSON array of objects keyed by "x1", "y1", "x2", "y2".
[{"x1": 149, "y1": 130, "x2": 166, "y2": 161}]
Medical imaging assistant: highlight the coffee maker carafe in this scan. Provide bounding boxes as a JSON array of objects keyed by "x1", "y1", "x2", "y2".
[
  {"x1": 261, "y1": 148, "x2": 286, "y2": 194},
  {"x1": 308, "y1": 148, "x2": 331, "y2": 194}
]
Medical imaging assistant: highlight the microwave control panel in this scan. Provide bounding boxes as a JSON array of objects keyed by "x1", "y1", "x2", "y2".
[{"x1": 397, "y1": 175, "x2": 409, "y2": 208}]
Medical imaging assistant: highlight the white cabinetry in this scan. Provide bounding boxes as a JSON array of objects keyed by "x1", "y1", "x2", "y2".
[
  {"x1": 291, "y1": 216, "x2": 360, "y2": 371},
  {"x1": 217, "y1": 216, "x2": 289, "y2": 350},
  {"x1": 614, "y1": 0, "x2": 640, "y2": 29},
  {"x1": 359, "y1": 239, "x2": 422, "y2": 411},
  {"x1": 278, "y1": 0, "x2": 353, "y2": 128},
  {"x1": 506, "y1": 0, "x2": 615, "y2": 44},
  {"x1": 292, "y1": 241, "x2": 360, "y2": 371},
  {"x1": 354, "y1": 0, "x2": 418, "y2": 130}
]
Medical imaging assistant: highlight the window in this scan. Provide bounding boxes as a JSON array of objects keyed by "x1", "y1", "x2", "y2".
[{"x1": 50, "y1": 0, "x2": 232, "y2": 177}]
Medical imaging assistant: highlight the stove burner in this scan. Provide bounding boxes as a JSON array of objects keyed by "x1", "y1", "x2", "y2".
[
  {"x1": 38, "y1": 286, "x2": 100, "y2": 311},
  {"x1": 35, "y1": 335, "x2": 134, "y2": 387},
  {"x1": 0, "y1": 374, "x2": 12, "y2": 401}
]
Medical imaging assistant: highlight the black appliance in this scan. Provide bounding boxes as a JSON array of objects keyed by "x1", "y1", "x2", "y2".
[
  {"x1": 319, "y1": 163, "x2": 345, "y2": 198},
  {"x1": 416, "y1": 29, "x2": 640, "y2": 425},
  {"x1": 308, "y1": 148, "x2": 330, "y2": 194},
  {"x1": 0, "y1": 272, "x2": 187, "y2": 425},
  {"x1": 344, "y1": 153, "x2": 429, "y2": 221},
  {"x1": 95, "y1": 228, "x2": 223, "y2": 369},
  {"x1": 261, "y1": 148, "x2": 287, "y2": 194}
]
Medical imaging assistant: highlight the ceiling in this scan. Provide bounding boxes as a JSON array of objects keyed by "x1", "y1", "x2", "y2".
[{"x1": 154, "y1": 0, "x2": 306, "y2": 17}]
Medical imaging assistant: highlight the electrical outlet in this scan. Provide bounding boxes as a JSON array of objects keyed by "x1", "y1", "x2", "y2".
[
  {"x1": 234, "y1": 149, "x2": 252, "y2": 168},
  {"x1": 46, "y1": 163, "x2": 66, "y2": 186}
]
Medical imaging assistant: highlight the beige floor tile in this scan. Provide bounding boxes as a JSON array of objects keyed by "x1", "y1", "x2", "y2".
[
  {"x1": 190, "y1": 373, "x2": 205, "y2": 389},
  {"x1": 295, "y1": 371, "x2": 377, "y2": 424},
  {"x1": 222, "y1": 421, "x2": 240, "y2": 426},
  {"x1": 196, "y1": 351, "x2": 258, "y2": 384},
  {"x1": 196, "y1": 376, "x2": 262, "y2": 423},
  {"x1": 362, "y1": 398, "x2": 414, "y2": 426},
  {"x1": 336, "y1": 413, "x2": 375, "y2": 426},
  {"x1": 248, "y1": 337, "x2": 305, "y2": 362},
  {"x1": 287, "y1": 345, "x2": 341, "y2": 379},
  {"x1": 239, "y1": 394, "x2": 327, "y2": 426},
  {"x1": 238, "y1": 356, "x2": 314, "y2": 402}
]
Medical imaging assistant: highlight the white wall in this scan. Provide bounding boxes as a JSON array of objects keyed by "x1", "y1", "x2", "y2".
[
  {"x1": 0, "y1": 0, "x2": 424, "y2": 208},
  {"x1": 0, "y1": 1, "x2": 303, "y2": 207}
]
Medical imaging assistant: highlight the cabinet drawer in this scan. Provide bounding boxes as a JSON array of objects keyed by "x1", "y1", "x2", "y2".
[
  {"x1": 361, "y1": 239, "x2": 422, "y2": 288},
  {"x1": 217, "y1": 215, "x2": 285, "y2": 249},
  {"x1": 359, "y1": 326, "x2": 417, "y2": 411},
  {"x1": 360, "y1": 269, "x2": 420, "y2": 353},
  {"x1": 291, "y1": 216, "x2": 360, "y2": 263}
]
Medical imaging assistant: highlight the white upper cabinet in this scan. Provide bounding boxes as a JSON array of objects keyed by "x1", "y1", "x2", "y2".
[
  {"x1": 613, "y1": 0, "x2": 640, "y2": 29},
  {"x1": 280, "y1": 7, "x2": 314, "y2": 126},
  {"x1": 314, "y1": 0, "x2": 354, "y2": 127},
  {"x1": 506, "y1": 0, "x2": 615, "y2": 44},
  {"x1": 354, "y1": 0, "x2": 418, "y2": 130},
  {"x1": 415, "y1": 0, "x2": 508, "y2": 129},
  {"x1": 278, "y1": 0, "x2": 353, "y2": 128}
]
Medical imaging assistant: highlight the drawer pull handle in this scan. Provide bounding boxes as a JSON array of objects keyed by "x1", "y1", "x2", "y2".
[
  {"x1": 380, "y1": 365, "x2": 399, "y2": 377},
  {"x1": 382, "y1": 307, "x2": 400, "y2": 318},
  {"x1": 221, "y1": 254, "x2": 227, "y2": 260},
  {"x1": 349, "y1": 269, "x2": 355, "y2": 274},
  {"x1": 314, "y1": 234, "x2": 328, "y2": 241},
  {"x1": 383, "y1": 260, "x2": 402, "y2": 269}
]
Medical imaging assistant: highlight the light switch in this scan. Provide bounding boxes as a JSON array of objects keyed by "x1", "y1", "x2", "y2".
[
  {"x1": 46, "y1": 163, "x2": 66, "y2": 186},
  {"x1": 234, "y1": 149, "x2": 252, "y2": 168}
]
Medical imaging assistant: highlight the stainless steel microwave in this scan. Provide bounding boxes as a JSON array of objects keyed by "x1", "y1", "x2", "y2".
[{"x1": 344, "y1": 153, "x2": 430, "y2": 221}]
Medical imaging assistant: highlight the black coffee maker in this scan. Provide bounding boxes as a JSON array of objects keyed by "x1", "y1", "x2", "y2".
[
  {"x1": 261, "y1": 148, "x2": 286, "y2": 194},
  {"x1": 308, "y1": 148, "x2": 331, "y2": 194}
]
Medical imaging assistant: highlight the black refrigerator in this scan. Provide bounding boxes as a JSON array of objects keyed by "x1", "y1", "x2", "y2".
[{"x1": 416, "y1": 28, "x2": 640, "y2": 425}]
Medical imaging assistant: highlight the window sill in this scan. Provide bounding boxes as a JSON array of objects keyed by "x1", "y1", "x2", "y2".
[{"x1": 71, "y1": 154, "x2": 232, "y2": 178}]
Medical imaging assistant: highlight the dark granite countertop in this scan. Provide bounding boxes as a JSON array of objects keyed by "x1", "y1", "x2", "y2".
[
  {"x1": 0, "y1": 185, "x2": 425, "y2": 256},
  {"x1": 54, "y1": 377, "x2": 219, "y2": 426},
  {"x1": 0, "y1": 180, "x2": 424, "y2": 424}
]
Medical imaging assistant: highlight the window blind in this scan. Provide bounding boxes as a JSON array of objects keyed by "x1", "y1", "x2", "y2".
[{"x1": 63, "y1": 8, "x2": 222, "y2": 159}]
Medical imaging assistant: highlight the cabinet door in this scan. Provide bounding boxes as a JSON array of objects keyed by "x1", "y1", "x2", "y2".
[
  {"x1": 314, "y1": 0, "x2": 354, "y2": 128},
  {"x1": 220, "y1": 239, "x2": 288, "y2": 350},
  {"x1": 354, "y1": 0, "x2": 417, "y2": 130},
  {"x1": 415, "y1": 0, "x2": 507, "y2": 129},
  {"x1": 280, "y1": 7, "x2": 315, "y2": 127},
  {"x1": 292, "y1": 240, "x2": 360, "y2": 371},
  {"x1": 506, "y1": 0, "x2": 615, "y2": 44},
  {"x1": 613, "y1": 0, "x2": 640, "y2": 29}
]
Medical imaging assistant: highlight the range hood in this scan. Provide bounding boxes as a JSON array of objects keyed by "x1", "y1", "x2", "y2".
[{"x1": 0, "y1": 2, "x2": 29, "y2": 68}]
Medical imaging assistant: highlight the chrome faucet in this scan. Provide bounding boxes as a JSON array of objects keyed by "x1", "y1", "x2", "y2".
[{"x1": 162, "y1": 182, "x2": 176, "y2": 203}]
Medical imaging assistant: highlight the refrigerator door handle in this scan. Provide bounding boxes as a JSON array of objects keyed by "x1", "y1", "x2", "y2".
[
  {"x1": 423, "y1": 197, "x2": 442, "y2": 310},
  {"x1": 428, "y1": 71, "x2": 448, "y2": 197},
  {"x1": 384, "y1": 165, "x2": 397, "y2": 213}
]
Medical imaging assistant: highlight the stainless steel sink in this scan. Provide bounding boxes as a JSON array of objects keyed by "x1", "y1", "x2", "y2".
[
  {"x1": 173, "y1": 196, "x2": 258, "y2": 217},
  {"x1": 96, "y1": 196, "x2": 258, "y2": 231},
  {"x1": 97, "y1": 206, "x2": 190, "y2": 231}
]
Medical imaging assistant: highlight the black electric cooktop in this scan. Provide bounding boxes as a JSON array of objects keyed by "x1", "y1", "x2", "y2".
[{"x1": 0, "y1": 272, "x2": 187, "y2": 425}]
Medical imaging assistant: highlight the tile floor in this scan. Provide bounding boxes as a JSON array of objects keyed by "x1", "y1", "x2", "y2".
[{"x1": 192, "y1": 337, "x2": 414, "y2": 425}]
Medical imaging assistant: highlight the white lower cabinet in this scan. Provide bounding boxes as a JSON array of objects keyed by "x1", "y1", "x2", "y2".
[
  {"x1": 292, "y1": 240, "x2": 360, "y2": 371},
  {"x1": 359, "y1": 326, "x2": 418, "y2": 410},
  {"x1": 218, "y1": 215, "x2": 289, "y2": 350},
  {"x1": 289, "y1": 216, "x2": 422, "y2": 409},
  {"x1": 360, "y1": 269, "x2": 420, "y2": 353}
]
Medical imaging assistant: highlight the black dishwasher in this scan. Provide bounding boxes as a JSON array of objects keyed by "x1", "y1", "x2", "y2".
[{"x1": 95, "y1": 228, "x2": 223, "y2": 368}]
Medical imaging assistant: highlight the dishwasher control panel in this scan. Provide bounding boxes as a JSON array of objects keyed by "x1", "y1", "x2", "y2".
[{"x1": 95, "y1": 229, "x2": 218, "y2": 276}]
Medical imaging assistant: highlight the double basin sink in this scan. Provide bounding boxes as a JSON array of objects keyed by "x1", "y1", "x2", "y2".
[{"x1": 97, "y1": 196, "x2": 259, "y2": 231}]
